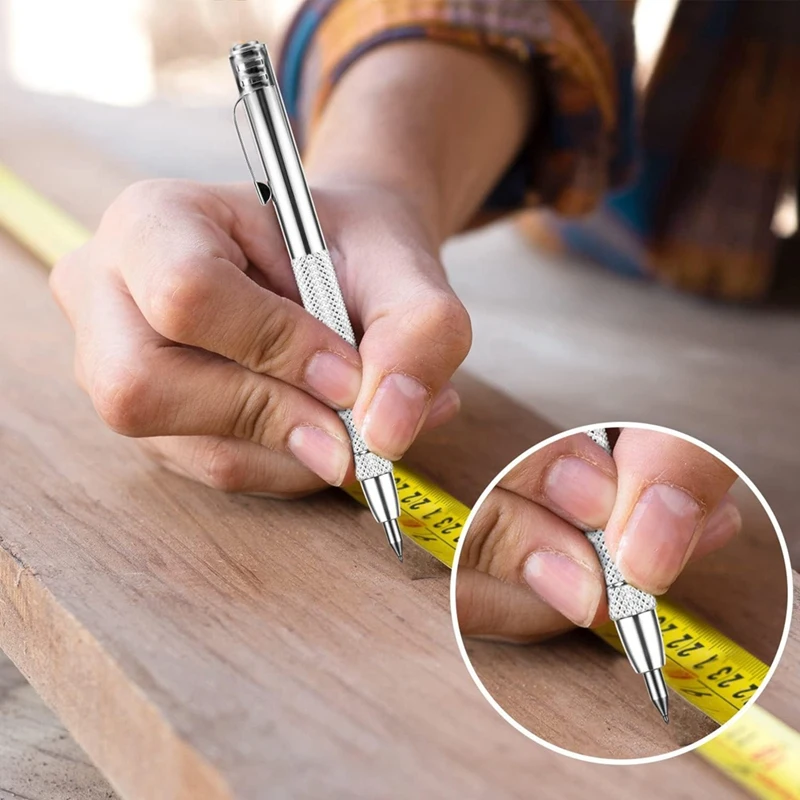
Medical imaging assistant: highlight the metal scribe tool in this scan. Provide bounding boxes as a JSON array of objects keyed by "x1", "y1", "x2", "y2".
[
  {"x1": 229, "y1": 41, "x2": 403, "y2": 560},
  {"x1": 586, "y1": 428, "x2": 669, "y2": 722}
]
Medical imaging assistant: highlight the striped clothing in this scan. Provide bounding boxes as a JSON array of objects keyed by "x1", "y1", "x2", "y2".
[{"x1": 280, "y1": 0, "x2": 799, "y2": 300}]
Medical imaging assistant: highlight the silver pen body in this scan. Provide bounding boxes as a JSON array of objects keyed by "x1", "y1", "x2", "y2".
[
  {"x1": 229, "y1": 41, "x2": 402, "y2": 559},
  {"x1": 586, "y1": 428, "x2": 669, "y2": 721}
]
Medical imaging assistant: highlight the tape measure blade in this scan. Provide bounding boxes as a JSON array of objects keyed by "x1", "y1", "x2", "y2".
[
  {"x1": 698, "y1": 705, "x2": 800, "y2": 800},
  {"x1": 0, "y1": 163, "x2": 91, "y2": 266}
]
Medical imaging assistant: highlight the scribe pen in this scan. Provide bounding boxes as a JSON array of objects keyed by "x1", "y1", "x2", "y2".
[
  {"x1": 586, "y1": 428, "x2": 670, "y2": 722},
  {"x1": 229, "y1": 41, "x2": 403, "y2": 560}
]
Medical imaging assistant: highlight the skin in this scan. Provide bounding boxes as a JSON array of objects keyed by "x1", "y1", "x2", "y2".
[
  {"x1": 456, "y1": 431, "x2": 740, "y2": 641},
  {"x1": 52, "y1": 42, "x2": 740, "y2": 639},
  {"x1": 51, "y1": 42, "x2": 530, "y2": 497}
]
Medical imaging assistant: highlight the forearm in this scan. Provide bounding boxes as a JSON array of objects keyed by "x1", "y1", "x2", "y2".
[{"x1": 305, "y1": 40, "x2": 534, "y2": 248}]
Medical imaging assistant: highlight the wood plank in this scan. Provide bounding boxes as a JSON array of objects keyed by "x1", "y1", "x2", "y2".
[
  {"x1": 0, "y1": 108, "x2": 795, "y2": 798},
  {"x1": 0, "y1": 652, "x2": 117, "y2": 800},
  {"x1": 0, "y1": 231, "x2": 757, "y2": 799}
]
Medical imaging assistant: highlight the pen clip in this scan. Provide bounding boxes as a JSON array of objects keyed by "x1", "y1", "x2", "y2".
[{"x1": 233, "y1": 96, "x2": 271, "y2": 205}]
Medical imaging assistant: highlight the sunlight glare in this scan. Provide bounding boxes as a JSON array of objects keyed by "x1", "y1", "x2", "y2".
[{"x1": 9, "y1": 0, "x2": 154, "y2": 106}]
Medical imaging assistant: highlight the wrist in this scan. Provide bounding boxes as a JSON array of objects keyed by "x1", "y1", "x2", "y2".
[{"x1": 307, "y1": 166, "x2": 445, "y2": 251}]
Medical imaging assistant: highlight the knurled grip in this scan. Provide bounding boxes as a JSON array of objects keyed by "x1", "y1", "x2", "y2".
[
  {"x1": 291, "y1": 250, "x2": 393, "y2": 482},
  {"x1": 585, "y1": 428, "x2": 657, "y2": 621}
]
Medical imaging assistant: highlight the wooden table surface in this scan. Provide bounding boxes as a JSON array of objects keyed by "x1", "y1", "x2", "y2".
[{"x1": 0, "y1": 104, "x2": 798, "y2": 799}]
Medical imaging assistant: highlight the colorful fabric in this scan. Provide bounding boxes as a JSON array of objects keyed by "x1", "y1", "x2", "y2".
[{"x1": 279, "y1": 0, "x2": 799, "y2": 300}]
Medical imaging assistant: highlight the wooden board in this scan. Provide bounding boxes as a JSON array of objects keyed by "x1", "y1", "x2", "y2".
[
  {"x1": 0, "y1": 109, "x2": 796, "y2": 799},
  {"x1": 0, "y1": 233, "x2": 756, "y2": 800},
  {"x1": 0, "y1": 652, "x2": 117, "y2": 800},
  {"x1": 461, "y1": 478, "x2": 789, "y2": 759}
]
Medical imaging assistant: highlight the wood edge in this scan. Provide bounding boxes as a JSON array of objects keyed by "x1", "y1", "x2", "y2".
[{"x1": 0, "y1": 542, "x2": 233, "y2": 800}]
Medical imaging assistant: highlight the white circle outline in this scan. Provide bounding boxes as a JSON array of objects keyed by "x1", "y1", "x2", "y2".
[{"x1": 448, "y1": 421, "x2": 794, "y2": 766}]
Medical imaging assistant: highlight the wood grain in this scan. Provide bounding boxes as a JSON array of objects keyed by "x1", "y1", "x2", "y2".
[
  {"x1": 461, "y1": 475, "x2": 789, "y2": 759},
  {"x1": 0, "y1": 652, "x2": 116, "y2": 800},
  {"x1": 0, "y1": 108, "x2": 795, "y2": 799}
]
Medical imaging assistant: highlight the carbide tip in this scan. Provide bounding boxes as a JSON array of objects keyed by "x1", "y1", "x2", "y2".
[
  {"x1": 643, "y1": 669, "x2": 670, "y2": 724},
  {"x1": 383, "y1": 519, "x2": 404, "y2": 561}
]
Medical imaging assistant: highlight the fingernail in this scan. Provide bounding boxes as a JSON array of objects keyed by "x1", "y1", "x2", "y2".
[
  {"x1": 305, "y1": 351, "x2": 361, "y2": 408},
  {"x1": 693, "y1": 497, "x2": 742, "y2": 559},
  {"x1": 287, "y1": 426, "x2": 350, "y2": 486},
  {"x1": 544, "y1": 457, "x2": 616, "y2": 529},
  {"x1": 523, "y1": 551, "x2": 602, "y2": 627},
  {"x1": 425, "y1": 386, "x2": 461, "y2": 428},
  {"x1": 616, "y1": 484, "x2": 703, "y2": 591},
  {"x1": 361, "y1": 373, "x2": 429, "y2": 459}
]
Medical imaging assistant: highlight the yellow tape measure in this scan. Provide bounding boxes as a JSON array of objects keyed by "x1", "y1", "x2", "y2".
[
  {"x1": 595, "y1": 602, "x2": 768, "y2": 726},
  {"x1": 1, "y1": 163, "x2": 798, "y2": 799},
  {"x1": 699, "y1": 706, "x2": 800, "y2": 800},
  {"x1": 0, "y1": 163, "x2": 88, "y2": 265},
  {"x1": 344, "y1": 463, "x2": 468, "y2": 567}
]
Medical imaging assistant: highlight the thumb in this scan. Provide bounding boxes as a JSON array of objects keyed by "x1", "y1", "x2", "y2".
[
  {"x1": 603, "y1": 429, "x2": 739, "y2": 594},
  {"x1": 347, "y1": 247, "x2": 471, "y2": 460}
]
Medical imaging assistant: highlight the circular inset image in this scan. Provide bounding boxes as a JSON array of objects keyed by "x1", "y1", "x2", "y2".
[{"x1": 451, "y1": 423, "x2": 792, "y2": 763}]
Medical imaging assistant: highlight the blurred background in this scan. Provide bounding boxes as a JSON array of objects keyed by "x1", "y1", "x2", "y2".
[
  {"x1": 0, "y1": 0, "x2": 797, "y2": 543},
  {"x1": 0, "y1": 0, "x2": 692, "y2": 180},
  {"x1": 0, "y1": 0, "x2": 296, "y2": 179}
]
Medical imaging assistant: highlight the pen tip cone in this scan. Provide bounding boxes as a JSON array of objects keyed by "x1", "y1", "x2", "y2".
[
  {"x1": 643, "y1": 669, "x2": 669, "y2": 724},
  {"x1": 383, "y1": 519, "x2": 404, "y2": 562}
]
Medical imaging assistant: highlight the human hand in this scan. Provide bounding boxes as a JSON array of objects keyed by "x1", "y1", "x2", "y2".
[
  {"x1": 50, "y1": 179, "x2": 470, "y2": 497},
  {"x1": 455, "y1": 429, "x2": 741, "y2": 642}
]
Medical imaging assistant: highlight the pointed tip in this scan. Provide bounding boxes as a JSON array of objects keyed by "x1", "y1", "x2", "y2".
[
  {"x1": 383, "y1": 519, "x2": 404, "y2": 562},
  {"x1": 642, "y1": 669, "x2": 669, "y2": 724},
  {"x1": 653, "y1": 698, "x2": 669, "y2": 723}
]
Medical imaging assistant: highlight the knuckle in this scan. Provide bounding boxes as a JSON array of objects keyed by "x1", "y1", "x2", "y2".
[
  {"x1": 106, "y1": 181, "x2": 172, "y2": 233},
  {"x1": 111, "y1": 179, "x2": 206, "y2": 228},
  {"x1": 113, "y1": 179, "x2": 174, "y2": 214},
  {"x1": 246, "y1": 297, "x2": 299, "y2": 374},
  {"x1": 230, "y1": 383, "x2": 286, "y2": 446},
  {"x1": 418, "y1": 291, "x2": 472, "y2": 362},
  {"x1": 91, "y1": 361, "x2": 154, "y2": 436},
  {"x1": 148, "y1": 258, "x2": 215, "y2": 343},
  {"x1": 49, "y1": 247, "x2": 85, "y2": 313},
  {"x1": 461, "y1": 496, "x2": 508, "y2": 575},
  {"x1": 198, "y1": 439, "x2": 247, "y2": 493}
]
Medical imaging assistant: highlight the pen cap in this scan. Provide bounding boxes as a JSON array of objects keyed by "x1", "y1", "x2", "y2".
[
  {"x1": 229, "y1": 41, "x2": 276, "y2": 95},
  {"x1": 229, "y1": 37, "x2": 326, "y2": 259}
]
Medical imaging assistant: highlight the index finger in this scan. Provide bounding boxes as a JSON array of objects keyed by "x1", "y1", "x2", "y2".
[{"x1": 111, "y1": 181, "x2": 364, "y2": 410}]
